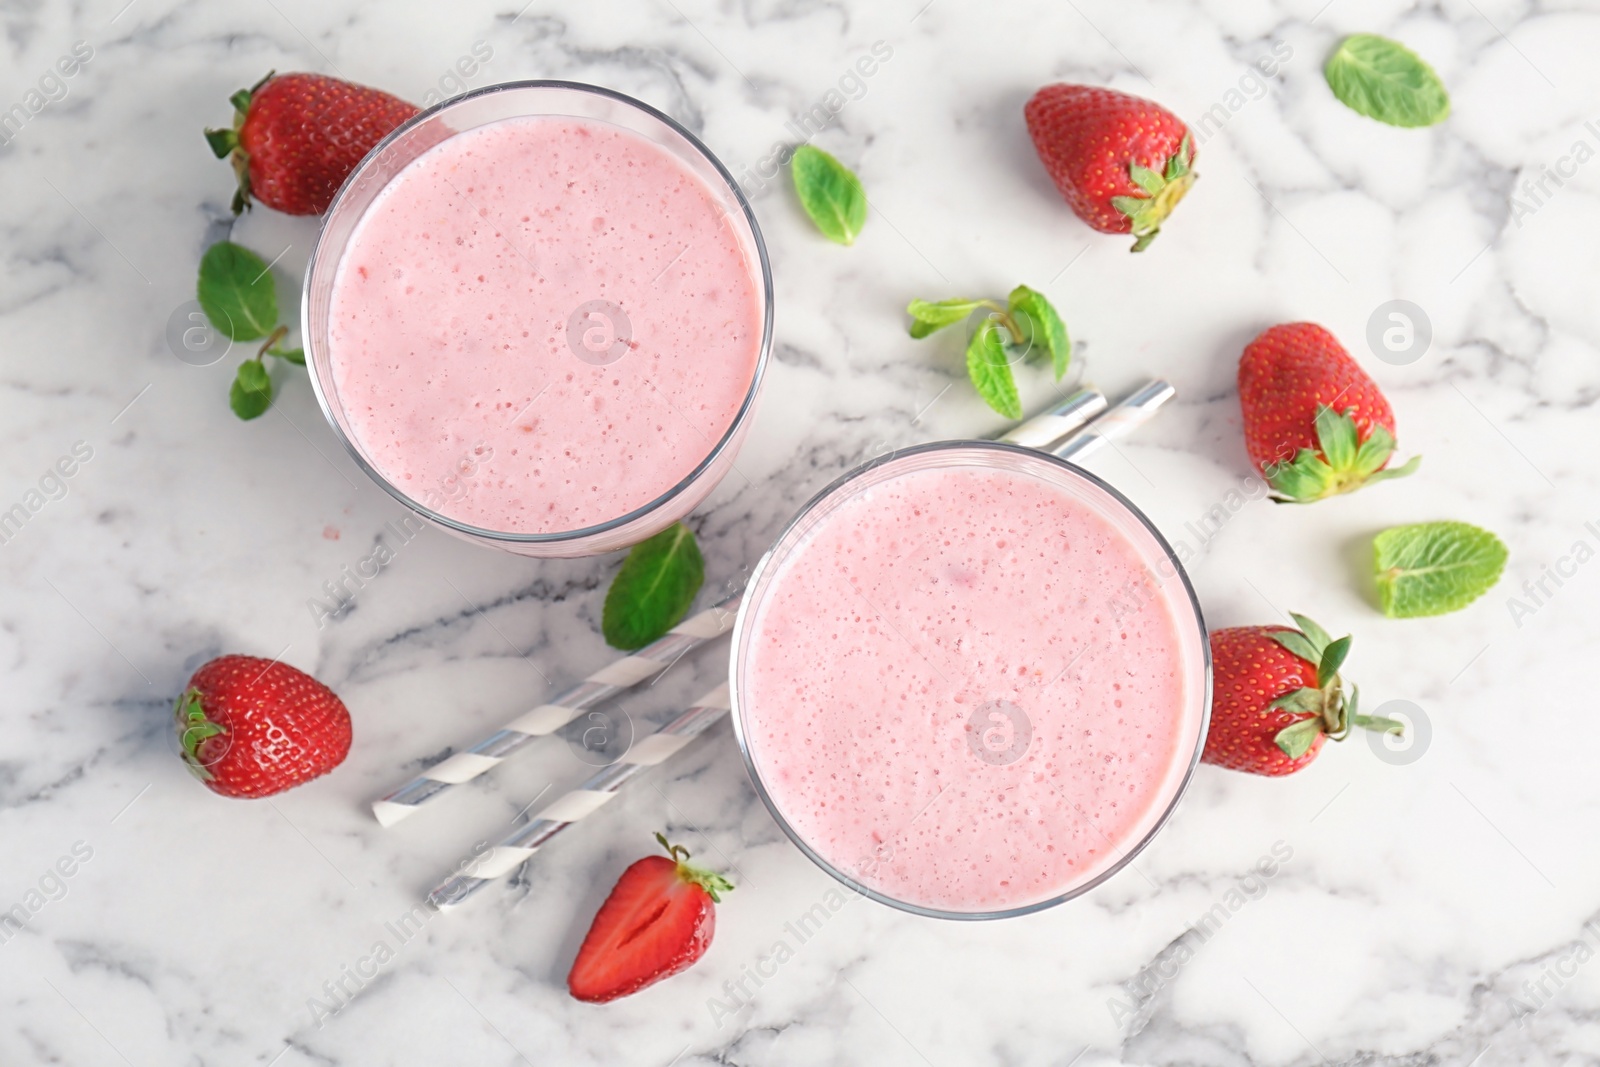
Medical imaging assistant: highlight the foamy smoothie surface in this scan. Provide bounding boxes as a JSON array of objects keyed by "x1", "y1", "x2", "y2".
[
  {"x1": 740, "y1": 458, "x2": 1201, "y2": 913},
  {"x1": 326, "y1": 115, "x2": 763, "y2": 534}
]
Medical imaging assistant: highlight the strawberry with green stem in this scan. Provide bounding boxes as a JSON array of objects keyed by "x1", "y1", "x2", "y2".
[
  {"x1": 1203, "y1": 613, "x2": 1402, "y2": 777},
  {"x1": 175, "y1": 654, "x2": 352, "y2": 798},
  {"x1": 1239, "y1": 322, "x2": 1421, "y2": 502},
  {"x1": 1024, "y1": 84, "x2": 1198, "y2": 252},
  {"x1": 567, "y1": 832, "x2": 734, "y2": 1003},
  {"x1": 206, "y1": 71, "x2": 419, "y2": 216}
]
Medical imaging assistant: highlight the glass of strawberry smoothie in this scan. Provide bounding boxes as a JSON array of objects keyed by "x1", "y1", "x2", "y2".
[
  {"x1": 730, "y1": 443, "x2": 1210, "y2": 919},
  {"x1": 303, "y1": 82, "x2": 772, "y2": 557}
]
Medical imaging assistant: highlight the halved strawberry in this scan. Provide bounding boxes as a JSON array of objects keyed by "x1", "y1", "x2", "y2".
[{"x1": 567, "y1": 833, "x2": 734, "y2": 1003}]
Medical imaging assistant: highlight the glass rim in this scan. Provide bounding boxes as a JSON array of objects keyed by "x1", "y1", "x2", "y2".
[
  {"x1": 727, "y1": 439, "x2": 1213, "y2": 921},
  {"x1": 300, "y1": 78, "x2": 775, "y2": 545}
]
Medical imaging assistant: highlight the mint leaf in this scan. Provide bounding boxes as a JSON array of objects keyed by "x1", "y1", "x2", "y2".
[
  {"x1": 1325, "y1": 34, "x2": 1450, "y2": 128},
  {"x1": 965, "y1": 318, "x2": 1022, "y2": 420},
  {"x1": 602, "y1": 522, "x2": 705, "y2": 650},
  {"x1": 907, "y1": 299, "x2": 982, "y2": 339},
  {"x1": 230, "y1": 360, "x2": 273, "y2": 420},
  {"x1": 268, "y1": 346, "x2": 305, "y2": 365},
  {"x1": 198, "y1": 241, "x2": 278, "y2": 341},
  {"x1": 1007, "y1": 285, "x2": 1070, "y2": 380},
  {"x1": 1373, "y1": 521, "x2": 1507, "y2": 618},
  {"x1": 791, "y1": 145, "x2": 867, "y2": 245}
]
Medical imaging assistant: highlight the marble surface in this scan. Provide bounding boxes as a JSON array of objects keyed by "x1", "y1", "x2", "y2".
[{"x1": 2, "y1": 0, "x2": 1598, "y2": 1063}]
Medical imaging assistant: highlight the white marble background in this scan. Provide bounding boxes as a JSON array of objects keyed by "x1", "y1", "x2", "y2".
[{"x1": 2, "y1": 0, "x2": 1598, "y2": 1063}]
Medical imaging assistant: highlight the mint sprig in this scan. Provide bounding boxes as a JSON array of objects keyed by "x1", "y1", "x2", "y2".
[
  {"x1": 1373, "y1": 521, "x2": 1507, "y2": 618},
  {"x1": 602, "y1": 523, "x2": 705, "y2": 650},
  {"x1": 196, "y1": 239, "x2": 304, "y2": 420},
  {"x1": 907, "y1": 286, "x2": 1071, "y2": 419},
  {"x1": 791, "y1": 145, "x2": 867, "y2": 245},
  {"x1": 1325, "y1": 34, "x2": 1450, "y2": 128}
]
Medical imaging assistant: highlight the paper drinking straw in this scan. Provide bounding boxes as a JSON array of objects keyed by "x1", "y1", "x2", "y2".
[
  {"x1": 427, "y1": 683, "x2": 732, "y2": 910},
  {"x1": 377, "y1": 385, "x2": 1150, "y2": 829},
  {"x1": 997, "y1": 387, "x2": 1107, "y2": 449},
  {"x1": 376, "y1": 391, "x2": 1097, "y2": 827},
  {"x1": 1052, "y1": 380, "x2": 1174, "y2": 463},
  {"x1": 424, "y1": 386, "x2": 1181, "y2": 909},
  {"x1": 371, "y1": 596, "x2": 741, "y2": 826}
]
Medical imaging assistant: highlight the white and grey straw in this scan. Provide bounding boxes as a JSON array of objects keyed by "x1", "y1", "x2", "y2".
[
  {"x1": 1052, "y1": 380, "x2": 1173, "y2": 462},
  {"x1": 998, "y1": 386, "x2": 1108, "y2": 450},
  {"x1": 428, "y1": 683, "x2": 732, "y2": 910},
  {"x1": 370, "y1": 387, "x2": 1110, "y2": 827},
  {"x1": 421, "y1": 380, "x2": 1176, "y2": 908},
  {"x1": 371, "y1": 596, "x2": 740, "y2": 826}
]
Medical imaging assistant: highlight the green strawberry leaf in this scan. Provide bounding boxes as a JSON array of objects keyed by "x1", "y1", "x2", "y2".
[
  {"x1": 1315, "y1": 405, "x2": 1358, "y2": 470},
  {"x1": 791, "y1": 145, "x2": 867, "y2": 246},
  {"x1": 1325, "y1": 34, "x2": 1450, "y2": 128},
  {"x1": 1288, "y1": 612, "x2": 1333, "y2": 653},
  {"x1": 1373, "y1": 521, "x2": 1507, "y2": 618},
  {"x1": 1109, "y1": 195, "x2": 1149, "y2": 218},
  {"x1": 230, "y1": 360, "x2": 273, "y2": 420},
  {"x1": 197, "y1": 241, "x2": 278, "y2": 341},
  {"x1": 1268, "y1": 688, "x2": 1323, "y2": 715},
  {"x1": 1270, "y1": 628, "x2": 1322, "y2": 667},
  {"x1": 965, "y1": 317, "x2": 1022, "y2": 420},
  {"x1": 1166, "y1": 135, "x2": 1193, "y2": 180},
  {"x1": 907, "y1": 298, "x2": 983, "y2": 339},
  {"x1": 1317, "y1": 635, "x2": 1352, "y2": 686},
  {"x1": 204, "y1": 128, "x2": 238, "y2": 158},
  {"x1": 1007, "y1": 285, "x2": 1070, "y2": 380},
  {"x1": 1274, "y1": 717, "x2": 1324, "y2": 759},
  {"x1": 1128, "y1": 163, "x2": 1164, "y2": 196},
  {"x1": 602, "y1": 522, "x2": 705, "y2": 650},
  {"x1": 1363, "y1": 453, "x2": 1423, "y2": 485}
]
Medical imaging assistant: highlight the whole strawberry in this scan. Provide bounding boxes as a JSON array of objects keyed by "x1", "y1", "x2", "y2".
[
  {"x1": 174, "y1": 655, "x2": 352, "y2": 798},
  {"x1": 1239, "y1": 322, "x2": 1421, "y2": 502},
  {"x1": 205, "y1": 72, "x2": 419, "y2": 215},
  {"x1": 568, "y1": 833, "x2": 734, "y2": 1003},
  {"x1": 1024, "y1": 84, "x2": 1197, "y2": 252},
  {"x1": 1202, "y1": 613, "x2": 1399, "y2": 776}
]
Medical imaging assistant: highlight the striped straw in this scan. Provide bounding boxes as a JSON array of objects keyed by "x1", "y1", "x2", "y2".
[
  {"x1": 371, "y1": 595, "x2": 740, "y2": 826},
  {"x1": 428, "y1": 683, "x2": 732, "y2": 909},
  {"x1": 373, "y1": 389, "x2": 1112, "y2": 828},
  {"x1": 1052, "y1": 380, "x2": 1174, "y2": 462},
  {"x1": 422, "y1": 381, "x2": 1177, "y2": 909}
]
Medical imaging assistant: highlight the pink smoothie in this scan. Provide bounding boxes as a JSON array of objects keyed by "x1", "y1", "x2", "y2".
[
  {"x1": 739, "y1": 456, "x2": 1203, "y2": 913},
  {"x1": 326, "y1": 115, "x2": 763, "y2": 534}
]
